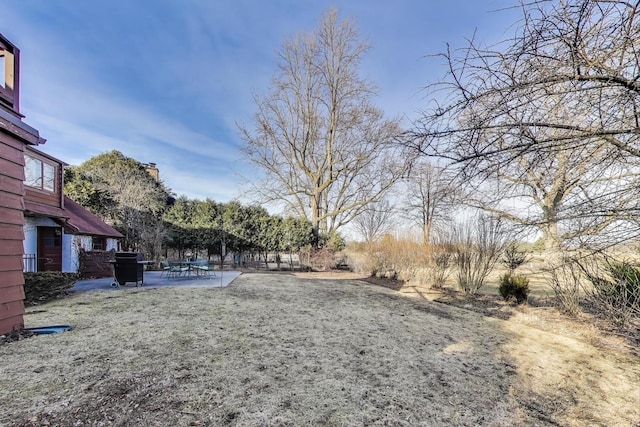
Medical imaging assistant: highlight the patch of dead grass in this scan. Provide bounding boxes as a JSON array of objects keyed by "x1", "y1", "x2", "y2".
[{"x1": 1, "y1": 273, "x2": 638, "y2": 426}]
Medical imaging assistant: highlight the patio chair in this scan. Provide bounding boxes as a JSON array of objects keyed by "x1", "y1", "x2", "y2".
[
  {"x1": 160, "y1": 260, "x2": 171, "y2": 277},
  {"x1": 167, "y1": 261, "x2": 188, "y2": 279},
  {"x1": 193, "y1": 259, "x2": 215, "y2": 278}
]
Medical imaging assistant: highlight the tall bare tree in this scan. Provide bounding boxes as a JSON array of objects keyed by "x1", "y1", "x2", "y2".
[
  {"x1": 459, "y1": 104, "x2": 640, "y2": 254},
  {"x1": 404, "y1": 160, "x2": 459, "y2": 245},
  {"x1": 239, "y1": 8, "x2": 410, "y2": 236},
  {"x1": 352, "y1": 199, "x2": 396, "y2": 245},
  {"x1": 412, "y1": 0, "x2": 640, "y2": 251}
]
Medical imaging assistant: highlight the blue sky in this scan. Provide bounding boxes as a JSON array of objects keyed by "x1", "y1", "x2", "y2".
[{"x1": 3, "y1": 0, "x2": 520, "y2": 205}]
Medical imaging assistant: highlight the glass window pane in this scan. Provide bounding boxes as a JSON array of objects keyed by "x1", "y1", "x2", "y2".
[
  {"x1": 0, "y1": 53, "x2": 5, "y2": 89},
  {"x1": 24, "y1": 156, "x2": 42, "y2": 188},
  {"x1": 92, "y1": 236, "x2": 105, "y2": 250},
  {"x1": 43, "y1": 163, "x2": 55, "y2": 191}
]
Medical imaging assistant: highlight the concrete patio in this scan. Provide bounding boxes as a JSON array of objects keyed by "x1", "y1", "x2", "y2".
[{"x1": 70, "y1": 270, "x2": 242, "y2": 292}]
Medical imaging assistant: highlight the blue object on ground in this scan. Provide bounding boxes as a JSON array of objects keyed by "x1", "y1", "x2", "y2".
[{"x1": 25, "y1": 325, "x2": 74, "y2": 335}]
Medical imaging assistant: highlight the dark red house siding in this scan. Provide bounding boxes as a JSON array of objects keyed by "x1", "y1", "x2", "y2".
[
  {"x1": 0, "y1": 132, "x2": 27, "y2": 334},
  {"x1": 0, "y1": 34, "x2": 45, "y2": 335}
]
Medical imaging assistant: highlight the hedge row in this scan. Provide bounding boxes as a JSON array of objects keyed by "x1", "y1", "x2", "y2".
[{"x1": 23, "y1": 272, "x2": 79, "y2": 306}]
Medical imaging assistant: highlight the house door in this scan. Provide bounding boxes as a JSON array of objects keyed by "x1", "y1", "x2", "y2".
[{"x1": 37, "y1": 227, "x2": 62, "y2": 271}]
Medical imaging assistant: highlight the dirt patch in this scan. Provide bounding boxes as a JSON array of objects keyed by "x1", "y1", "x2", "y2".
[
  {"x1": 1, "y1": 272, "x2": 639, "y2": 426},
  {"x1": 0, "y1": 328, "x2": 34, "y2": 345},
  {"x1": 292, "y1": 270, "x2": 370, "y2": 281}
]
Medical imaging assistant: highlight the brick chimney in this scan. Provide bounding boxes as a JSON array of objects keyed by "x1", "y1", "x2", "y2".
[{"x1": 145, "y1": 162, "x2": 159, "y2": 182}]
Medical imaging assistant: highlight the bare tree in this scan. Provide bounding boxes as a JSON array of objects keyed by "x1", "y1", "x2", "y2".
[
  {"x1": 462, "y1": 127, "x2": 640, "y2": 255},
  {"x1": 239, "y1": 8, "x2": 411, "y2": 236},
  {"x1": 412, "y1": 0, "x2": 640, "y2": 252},
  {"x1": 404, "y1": 160, "x2": 459, "y2": 244},
  {"x1": 452, "y1": 214, "x2": 508, "y2": 293},
  {"x1": 352, "y1": 199, "x2": 396, "y2": 245}
]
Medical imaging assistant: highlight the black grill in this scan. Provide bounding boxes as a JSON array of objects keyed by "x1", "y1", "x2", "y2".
[{"x1": 112, "y1": 252, "x2": 145, "y2": 286}]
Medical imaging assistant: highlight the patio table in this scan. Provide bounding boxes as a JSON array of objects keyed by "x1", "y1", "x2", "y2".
[
  {"x1": 166, "y1": 260, "x2": 210, "y2": 278},
  {"x1": 166, "y1": 261, "x2": 190, "y2": 278}
]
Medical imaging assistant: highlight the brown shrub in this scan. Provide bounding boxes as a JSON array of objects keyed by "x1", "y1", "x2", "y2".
[
  {"x1": 344, "y1": 236, "x2": 454, "y2": 287},
  {"x1": 300, "y1": 247, "x2": 337, "y2": 272}
]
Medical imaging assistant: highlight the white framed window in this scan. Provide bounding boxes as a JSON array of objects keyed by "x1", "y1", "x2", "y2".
[{"x1": 24, "y1": 155, "x2": 56, "y2": 192}]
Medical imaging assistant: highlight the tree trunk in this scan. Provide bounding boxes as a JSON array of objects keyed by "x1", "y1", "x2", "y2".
[
  {"x1": 311, "y1": 196, "x2": 321, "y2": 236},
  {"x1": 423, "y1": 220, "x2": 432, "y2": 246},
  {"x1": 542, "y1": 213, "x2": 562, "y2": 261}
]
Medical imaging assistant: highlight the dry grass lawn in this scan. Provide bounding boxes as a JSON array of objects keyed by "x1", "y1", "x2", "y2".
[{"x1": 1, "y1": 272, "x2": 639, "y2": 426}]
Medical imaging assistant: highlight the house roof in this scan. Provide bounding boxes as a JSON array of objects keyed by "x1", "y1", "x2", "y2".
[
  {"x1": 62, "y1": 196, "x2": 124, "y2": 238},
  {"x1": 24, "y1": 200, "x2": 68, "y2": 219},
  {"x1": 25, "y1": 145, "x2": 68, "y2": 165}
]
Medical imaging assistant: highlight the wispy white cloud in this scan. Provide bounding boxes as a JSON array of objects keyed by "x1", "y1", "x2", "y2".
[{"x1": 4, "y1": 0, "x2": 521, "y2": 205}]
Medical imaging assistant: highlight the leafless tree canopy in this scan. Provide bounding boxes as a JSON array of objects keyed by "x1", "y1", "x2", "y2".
[
  {"x1": 403, "y1": 160, "x2": 459, "y2": 244},
  {"x1": 412, "y1": 0, "x2": 640, "y2": 251},
  {"x1": 239, "y1": 8, "x2": 410, "y2": 235},
  {"x1": 416, "y1": 0, "x2": 640, "y2": 159},
  {"x1": 462, "y1": 132, "x2": 640, "y2": 252},
  {"x1": 352, "y1": 199, "x2": 396, "y2": 245}
]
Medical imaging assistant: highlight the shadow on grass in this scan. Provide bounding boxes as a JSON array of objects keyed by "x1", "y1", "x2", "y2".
[{"x1": 6, "y1": 272, "x2": 638, "y2": 426}]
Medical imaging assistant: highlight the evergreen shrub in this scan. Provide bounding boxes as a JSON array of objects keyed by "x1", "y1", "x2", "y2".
[{"x1": 498, "y1": 273, "x2": 529, "y2": 304}]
